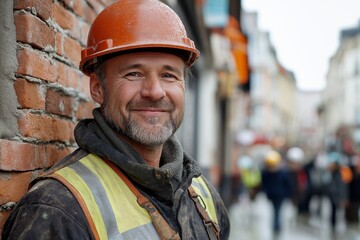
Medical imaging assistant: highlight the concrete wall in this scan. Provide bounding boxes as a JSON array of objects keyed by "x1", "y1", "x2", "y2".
[{"x1": 0, "y1": 0, "x2": 18, "y2": 138}]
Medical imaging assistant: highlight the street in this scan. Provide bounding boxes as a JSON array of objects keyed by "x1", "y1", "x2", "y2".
[{"x1": 228, "y1": 193, "x2": 360, "y2": 240}]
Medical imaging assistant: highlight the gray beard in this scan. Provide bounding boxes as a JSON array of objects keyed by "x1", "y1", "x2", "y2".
[
  {"x1": 124, "y1": 116, "x2": 176, "y2": 147},
  {"x1": 101, "y1": 89, "x2": 183, "y2": 147},
  {"x1": 104, "y1": 113, "x2": 180, "y2": 147}
]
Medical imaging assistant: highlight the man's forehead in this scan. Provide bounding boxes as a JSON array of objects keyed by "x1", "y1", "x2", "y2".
[{"x1": 105, "y1": 51, "x2": 186, "y2": 70}]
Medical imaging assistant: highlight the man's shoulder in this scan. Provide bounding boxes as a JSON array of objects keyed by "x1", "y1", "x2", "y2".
[
  {"x1": 20, "y1": 148, "x2": 90, "y2": 207},
  {"x1": 25, "y1": 178, "x2": 76, "y2": 205},
  {"x1": 45, "y1": 148, "x2": 89, "y2": 175},
  {"x1": 3, "y1": 178, "x2": 92, "y2": 239}
]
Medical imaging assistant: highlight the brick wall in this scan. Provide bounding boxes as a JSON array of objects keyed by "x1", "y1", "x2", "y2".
[{"x1": 0, "y1": 0, "x2": 115, "y2": 234}]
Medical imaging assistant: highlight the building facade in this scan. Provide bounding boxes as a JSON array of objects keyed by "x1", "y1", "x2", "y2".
[{"x1": 321, "y1": 21, "x2": 360, "y2": 154}]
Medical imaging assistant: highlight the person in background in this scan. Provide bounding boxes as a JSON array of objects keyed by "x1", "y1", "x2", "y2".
[
  {"x1": 325, "y1": 151, "x2": 349, "y2": 233},
  {"x1": 305, "y1": 150, "x2": 332, "y2": 222},
  {"x1": 237, "y1": 155, "x2": 262, "y2": 202},
  {"x1": 346, "y1": 155, "x2": 360, "y2": 225},
  {"x1": 285, "y1": 147, "x2": 308, "y2": 226},
  {"x1": 297, "y1": 155, "x2": 315, "y2": 217},
  {"x1": 261, "y1": 150, "x2": 292, "y2": 236},
  {"x1": 2, "y1": 1, "x2": 230, "y2": 239},
  {"x1": 286, "y1": 147, "x2": 307, "y2": 208}
]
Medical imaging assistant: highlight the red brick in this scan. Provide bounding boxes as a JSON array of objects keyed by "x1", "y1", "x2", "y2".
[
  {"x1": 63, "y1": 0, "x2": 83, "y2": 17},
  {"x1": 80, "y1": 74, "x2": 91, "y2": 97},
  {"x1": 45, "y1": 144, "x2": 74, "y2": 167},
  {"x1": 83, "y1": 4, "x2": 98, "y2": 24},
  {"x1": 64, "y1": 35, "x2": 82, "y2": 65},
  {"x1": 55, "y1": 32, "x2": 63, "y2": 56},
  {"x1": 14, "y1": 0, "x2": 52, "y2": 21},
  {"x1": 87, "y1": 0, "x2": 106, "y2": 14},
  {"x1": 80, "y1": 22, "x2": 90, "y2": 46},
  {"x1": 17, "y1": 48, "x2": 57, "y2": 82},
  {"x1": 52, "y1": 3, "x2": 79, "y2": 39},
  {"x1": 18, "y1": 112, "x2": 75, "y2": 143},
  {"x1": 14, "y1": 78, "x2": 45, "y2": 109},
  {"x1": 57, "y1": 61, "x2": 80, "y2": 89},
  {"x1": 69, "y1": 125, "x2": 76, "y2": 143},
  {"x1": 1, "y1": 211, "x2": 11, "y2": 233},
  {"x1": 14, "y1": 13, "x2": 55, "y2": 50},
  {"x1": 97, "y1": 0, "x2": 108, "y2": 5},
  {"x1": 52, "y1": 3, "x2": 73, "y2": 31},
  {"x1": 76, "y1": 100, "x2": 97, "y2": 120},
  {"x1": 45, "y1": 89, "x2": 74, "y2": 117},
  {"x1": 0, "y1": 171, "x2": 34, "y2": 203},
  {"x1": 0, "y1": 140, "x2": 45, "y2": 171}
]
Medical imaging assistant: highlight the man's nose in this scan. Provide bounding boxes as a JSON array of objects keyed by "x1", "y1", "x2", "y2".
[{"x1": 140, "y1": 76, "x2": 166, "y2": 100}]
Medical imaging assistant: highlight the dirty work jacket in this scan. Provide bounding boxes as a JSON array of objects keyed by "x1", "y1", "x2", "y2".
[
  {"x1": 50, "y1": 153, "x2": 219, "y2": 239},
  {"x1": 3, "y1": 108, "x2": 230, "y2": 239}
]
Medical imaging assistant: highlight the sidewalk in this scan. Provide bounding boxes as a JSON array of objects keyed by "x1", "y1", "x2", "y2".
[{"x1": 228, "y1": 193, "x2": 360, "y2": 240}]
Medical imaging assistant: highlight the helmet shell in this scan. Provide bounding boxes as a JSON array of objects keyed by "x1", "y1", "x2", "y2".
[
  {"x1": 264, "y1": 150, "x2": 282, "y2": 167},
  {"x1": 286, "y1": 147, "x2": 305, "y2": 163},
  {"x1": 80, "y1": 0, "x2": 200, "y2": 75}
]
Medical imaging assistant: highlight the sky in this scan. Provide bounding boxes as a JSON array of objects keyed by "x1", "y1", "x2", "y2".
[{"x1": 242, "y1": 0, "x2": 360, "y2": 91}]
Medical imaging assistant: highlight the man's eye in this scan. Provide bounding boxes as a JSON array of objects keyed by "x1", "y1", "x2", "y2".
[
  {"x1": 126, "y1": 72, "x2": 140, "y2": 77},
  {"x1": 124, "y1": 72, "x2": 143, "y2": 80},
  {"x1": 162, "y1": 73, "x2": 177, "y2": 80}
]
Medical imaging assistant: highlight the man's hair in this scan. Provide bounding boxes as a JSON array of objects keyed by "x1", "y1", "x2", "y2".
[{"x1": 94, "y1": 60, "x2": 106, "y2": 89}]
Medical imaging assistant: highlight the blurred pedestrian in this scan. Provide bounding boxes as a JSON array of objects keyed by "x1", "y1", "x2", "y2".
[
  {"x1": 306, "y1": 151, "x2": 332, "y2": 220},
  {"x1": 286, "y1": 147, "x2": 307, "y2": 207},
  {"x1": 285, "y1": 147, "x2": 307, "y2": 226},
  {"x1": 261, "y1": 150, "x2": 292, "y2": 235},
  {"x1": 325, "y1": 151, "x2": 349, "y2": 232},
  {"x1": 345, "y1": 155, "x2": 360, "y2": 224},
  {"x1": 297, "y1": 154, "x2": 316, "y2": 217},
  {"x1": 237, "y1": 155, "x2": 262, "y2": 201}
]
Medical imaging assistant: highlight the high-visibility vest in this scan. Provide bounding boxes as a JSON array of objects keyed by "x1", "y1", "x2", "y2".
[
  {"x1": 50, "y1": 153, "x2": 218, "y2": 240},
  {"x1": 241, "y1": 169, "x2": 261, "y2": 188}
]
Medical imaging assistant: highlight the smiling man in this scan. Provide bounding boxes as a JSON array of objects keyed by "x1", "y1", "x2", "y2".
[
  {"x1": 2, "y1": 0, "x2": 230, "y2": 240},
  {"x1": 95, "y1": 52, "x2": 186, "y2": 158}
]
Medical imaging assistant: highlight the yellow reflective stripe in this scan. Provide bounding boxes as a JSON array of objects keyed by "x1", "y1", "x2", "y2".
[
  {"x1": 79, "y1": 154, "x2": 152, "y2": 233},
  {"x1": 56, "y1": 166, "x2": 108, "y2": 239},
  {"x1": 123, "y1": 222, "x2": 159, "y2": 239},
  {"x1": 192, "y1": 177, "x2": 218, "y2": 224},
  {"x1": 54, "y1": 153, "x2": 218, "y2": 238},
  {"x1": 69, "y1": 160, "x2": 122, "y2": 239}
]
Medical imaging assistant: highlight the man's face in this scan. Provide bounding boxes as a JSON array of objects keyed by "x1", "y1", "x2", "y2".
[{"x1": 90, "y1": 51, "x2": 186, "y2": 147}]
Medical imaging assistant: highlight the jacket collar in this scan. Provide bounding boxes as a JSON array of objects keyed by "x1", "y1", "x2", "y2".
[{"x1": 74, "y1": 108, "x2": 201, "y2": 203}]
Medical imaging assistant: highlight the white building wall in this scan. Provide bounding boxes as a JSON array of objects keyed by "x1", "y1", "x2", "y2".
[
  {"x1": 297, "y1": 91, "x2": 322, "y2": 151},
  {"x1": 323, "y1": 24, "x2": 360, "y2": 145},
  {"x1": 242, "y1": 11, "x2": 298, "y2": 144},
  {"x1": 197, "y1": 70, "x2": 220, "y2": 168}
]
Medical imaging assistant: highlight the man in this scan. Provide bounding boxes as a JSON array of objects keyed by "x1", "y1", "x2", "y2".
[
  {"x1": 2, "y1": 0, "x2": 230, "y2": 239},
  {"x1": 261, "y1": 150, "x2": 291, "y2": 236}
]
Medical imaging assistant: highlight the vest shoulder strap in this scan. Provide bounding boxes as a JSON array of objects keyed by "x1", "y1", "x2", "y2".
[
  {"x1": 113, "y1": 164, "x2": 181, "y2": 240},
  {"x1": 188, "y1": 185, "x2": 220, "y2": 240},
  {"x1": 50, "y1": 154, "x2": 153, "y2": 239},
  {"x1": 49, "y1": 154, "x2": 219, "y2": 240}
]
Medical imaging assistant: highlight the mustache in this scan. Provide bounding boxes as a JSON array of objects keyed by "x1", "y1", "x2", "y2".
[{"x1": 127, "y1": 100, "x2": 175, "y2": 111}]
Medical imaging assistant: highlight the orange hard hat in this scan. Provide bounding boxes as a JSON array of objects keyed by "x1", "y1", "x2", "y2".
[
  {"x1": 80, "y1": 0, "x2": 200, "y2": 76},
  {"x1": 264, "y1": 150, "x2": 282, "y2": 167}
]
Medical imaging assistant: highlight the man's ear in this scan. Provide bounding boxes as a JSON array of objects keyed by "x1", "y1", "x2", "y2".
[{"x1": 90, "y1": 73, "x2": 104, "y2": 105}]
